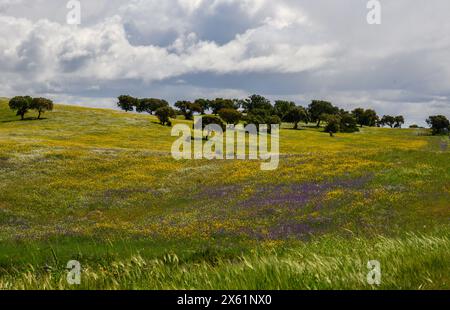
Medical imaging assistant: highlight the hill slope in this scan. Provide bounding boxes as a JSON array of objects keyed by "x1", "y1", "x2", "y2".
[{"x1": 0, "y1": 100, "x2": 448, "y2": 289}]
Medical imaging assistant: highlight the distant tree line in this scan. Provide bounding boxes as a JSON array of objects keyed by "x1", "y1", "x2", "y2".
[
  {"x1": 8, "y1": 96, "x2": 54, "y2": 120},
  {"x1": 5, "y1": 94, "x2": 448, "y2": 136},
  {"x1": 117, "y1": 94, "x2": 450, "y2": 136}
]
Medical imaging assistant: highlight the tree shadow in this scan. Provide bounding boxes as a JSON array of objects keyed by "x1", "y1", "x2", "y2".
[
  {"x1": 1, "y1": 117, "x2": 47, "y2": 123},
  {"x1": 303, "y1": 125, "x2": 322, "y2": 129},
  {"x1": 284, "y1": 127, "x2": 307, "y2": 131}
]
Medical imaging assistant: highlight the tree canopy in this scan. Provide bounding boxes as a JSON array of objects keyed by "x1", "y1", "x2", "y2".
[
  {"x1": 352, "y1": 108, "x2": 379, "y2": 127},
  {"x1": 174, "y1": 101, "x2": 202, "y2": 120},
  {"x1": 380, "y1": 115, "x2": 404, "y2": 128},
  {"x1": 324, "y1": 114, "x2": 341, "y2": 137},
  {"x1": 308, "y1": 100, "x2": 338, "y2": 127},
  {"x1": 155, "y1": 106, "x2": 176, "y2": 126},
  {"x1": 394, "y1": 116, "x2": 405, "y2": 128},
  {"x1": 31, "y1": 97, "x2": 54, "y2": 119},
  {"x1": 426, "y1": 115, "x2": 450, "y2": 135},
  {"x1": 117, "y1": 95, "x2": 138, "y2": 112},
  {"x1": 9, "y1": 96, "x2": 33, "y2": 120},
  {"x1": 283, "y1": 106, "x2": 308, "y2": 130},
  {"x1": 137, "y1": 98, "x2": 168, "y2": 115},
  {"x1": 274, "y1": 101, "x2": 296, "y2": 120},
  {"x1": 241, "y1": 95, "x2": 273, "y2": 113},
  {"x1": 9, "y1": 96, "x2": 54, "y2": 120},
  {"x1": 218, "y1": 108, "x2": 242, "y2": 125},
  {"x1": 209, "y1": 98, "x2": 238, "y2": 115}
]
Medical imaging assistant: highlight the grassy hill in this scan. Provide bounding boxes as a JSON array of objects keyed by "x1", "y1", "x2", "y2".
[{"x1": 0, "y1": 99, "x2": 448, "y2": 289}]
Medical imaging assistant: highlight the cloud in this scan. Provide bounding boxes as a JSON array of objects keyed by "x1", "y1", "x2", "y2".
[
  {"x1": 0, "y1": 0, "x2": 449, "y2": 125},
  {"x1": 0, "y1": 2, "x2": 332, "y2": 84}
]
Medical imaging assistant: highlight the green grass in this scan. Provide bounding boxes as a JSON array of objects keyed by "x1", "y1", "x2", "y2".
[
  {"x1": 0, "y1": 232, "x2": 448, "y2": 290},
  {"x1": 0, "y1": 99, "x2": 449, "y2": 289}
]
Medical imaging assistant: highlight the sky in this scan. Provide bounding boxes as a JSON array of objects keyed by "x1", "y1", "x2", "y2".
[{"x1": 1, "y1": 0, "x2": 450, "y2": 125}]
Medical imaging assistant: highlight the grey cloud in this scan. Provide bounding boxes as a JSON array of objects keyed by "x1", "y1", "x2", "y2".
[{"x1": 0, "y1": 0, "x2": 449, "y2": 126}]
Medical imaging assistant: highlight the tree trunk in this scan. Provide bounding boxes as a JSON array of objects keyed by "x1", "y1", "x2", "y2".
[
  {"x1": 316, "y1": 120, "x2": 321, "y2": 127},
  {"x1": 38, "y1": 111, "x2": 41, "y2": 119},
  {"x1": 329, "y1": 132, "x2": 334, "y2": 137},
  {"x1": 21, "y1": 113, "x2": 24, "y2": 120},
  {"x1": 294, "y1": 122, "x2": 298, "y2": 130}
]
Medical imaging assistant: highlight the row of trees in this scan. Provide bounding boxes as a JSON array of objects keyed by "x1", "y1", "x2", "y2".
[
  {"x1": 117, "y1": 94, "x2": 449, "y2": 136},
  {"x1": 5, "y1": 94, "x2": 448, "y2": 136},
  {"x1": 9, "y1": 96, "x2": 54, "y2": 120},
  {"x1": 118, "y1": 95, "x2": 360, "y2": 132},
  {"x1": 117, "y1": 95, "x2": 384, "y2": 135}
]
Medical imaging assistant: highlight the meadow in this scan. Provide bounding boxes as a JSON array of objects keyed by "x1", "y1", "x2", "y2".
[{"x1": 0, "y1": 99, "x2": 448, "y2": 289}]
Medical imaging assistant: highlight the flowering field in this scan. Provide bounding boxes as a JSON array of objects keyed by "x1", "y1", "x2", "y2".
[{"x1": 0, "y1": 100, "x2": 448, "y2": 289}]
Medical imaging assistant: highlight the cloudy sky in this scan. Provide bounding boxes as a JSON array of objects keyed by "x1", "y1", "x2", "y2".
[{"x1": 1, "y1": 0, "x2": 450, "y2": 125}]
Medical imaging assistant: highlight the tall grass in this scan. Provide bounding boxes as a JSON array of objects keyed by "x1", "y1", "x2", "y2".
[{"x1": 1, "y1": 232, "x2": 447, "y2": 290}]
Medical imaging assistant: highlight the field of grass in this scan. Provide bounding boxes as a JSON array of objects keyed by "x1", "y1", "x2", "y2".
[{"x1": 0, "y1": 99, "x2": 448, "y2": 289}]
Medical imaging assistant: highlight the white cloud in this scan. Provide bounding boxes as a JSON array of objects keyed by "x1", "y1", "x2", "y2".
[
  {"x1": 0, "y1": 2, "x2": 331, "y2": 82},
  {"x1": 0, "y1": 0, "x2": 449, "y2": 125}
]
